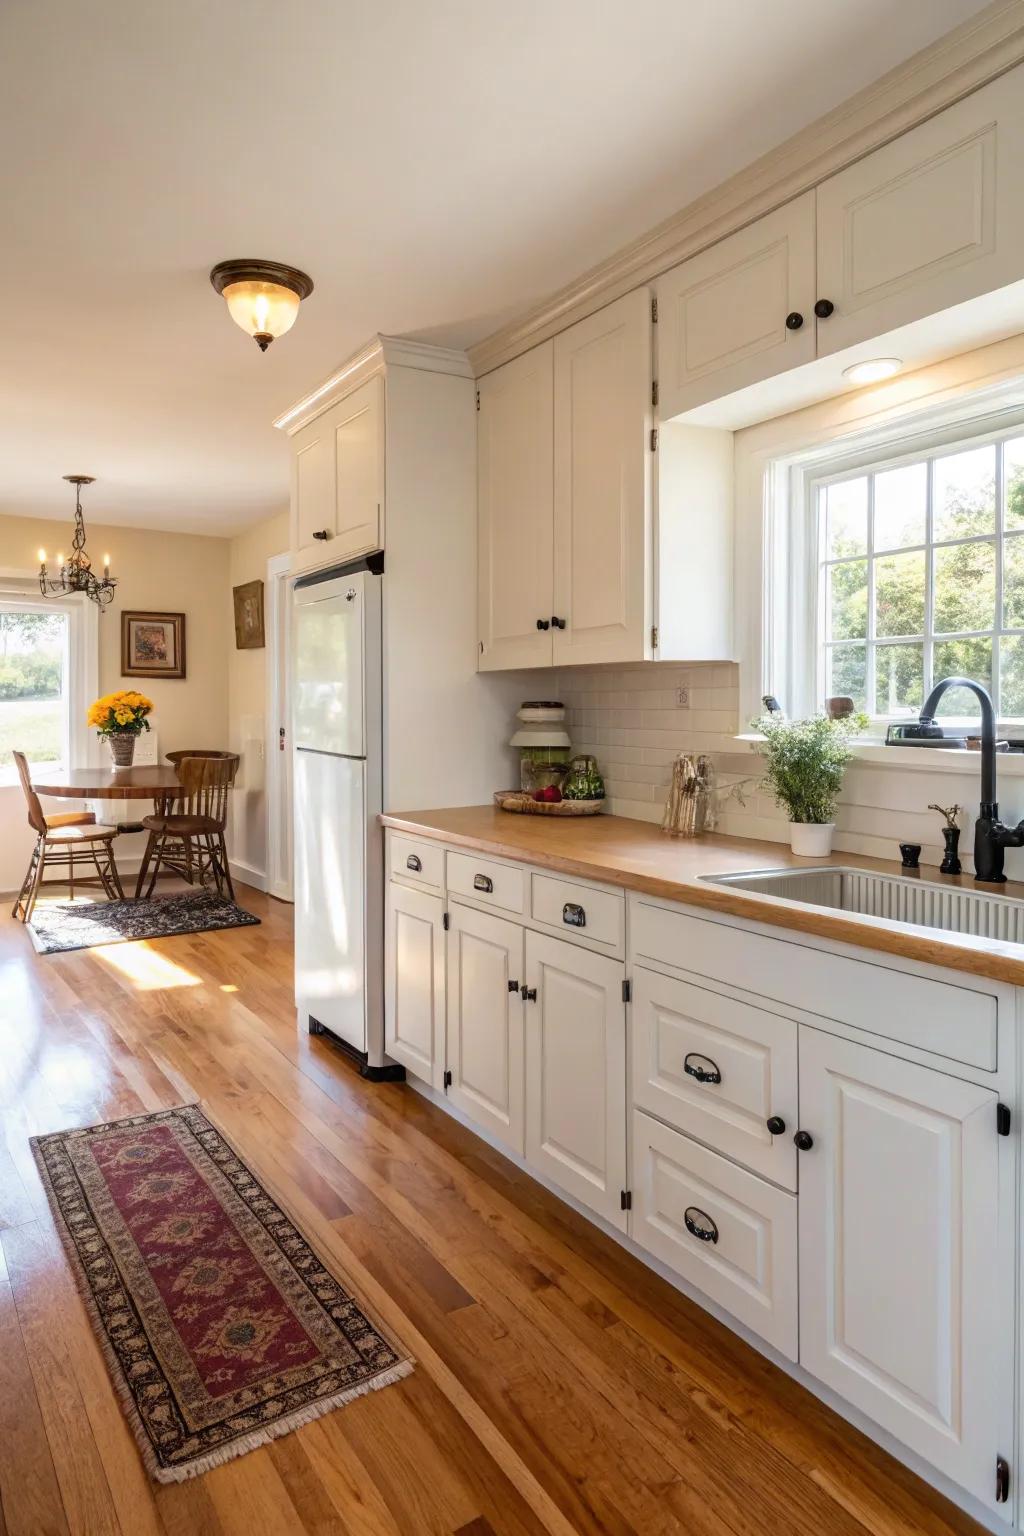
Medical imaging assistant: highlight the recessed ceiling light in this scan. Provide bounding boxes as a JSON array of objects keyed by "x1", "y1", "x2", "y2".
[
  {"x1": 210, "y1": 259, "x2": 314, "y2": 352},
  {"x1": 842, "y1": 357, "x2": 903, "y2": 385}
]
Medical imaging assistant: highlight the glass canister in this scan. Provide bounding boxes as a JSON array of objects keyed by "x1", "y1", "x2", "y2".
[{"x1": 562, "y1": 754, "x2": 605, "y2": 800}]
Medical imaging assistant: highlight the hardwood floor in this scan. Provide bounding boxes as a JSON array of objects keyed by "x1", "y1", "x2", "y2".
[{"x1": 0, "y1": 885, "x2": 987, "y2": 1536}]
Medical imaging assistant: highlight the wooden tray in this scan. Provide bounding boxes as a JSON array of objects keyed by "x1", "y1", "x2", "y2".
[{"x1": 493, "y1": 790, "x2": 604, "y2": 817}]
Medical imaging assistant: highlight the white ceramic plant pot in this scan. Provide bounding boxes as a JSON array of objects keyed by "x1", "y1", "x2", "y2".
[{"x1": 788, "y1": 821, "x2": 835, "y2": 857}]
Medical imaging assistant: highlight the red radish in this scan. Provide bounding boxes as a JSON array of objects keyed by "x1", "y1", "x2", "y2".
[{"x1": 533, "y1": 785, "x2": 562, "y2": 803}]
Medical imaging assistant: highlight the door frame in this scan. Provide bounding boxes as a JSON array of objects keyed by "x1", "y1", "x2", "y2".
[{"x1": 265, "y1": 551, "x2": 294, "y2": 902}]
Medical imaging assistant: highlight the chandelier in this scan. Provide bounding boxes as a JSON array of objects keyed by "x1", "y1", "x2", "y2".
[{"x1": 38, "y1": 476, "x2": 117, "y2": 608}]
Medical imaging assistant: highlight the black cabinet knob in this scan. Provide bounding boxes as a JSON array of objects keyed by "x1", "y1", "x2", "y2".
[
  {"x1": 785, "y1": 311, "x2": 804, "y2": 331},
  {"x1": 814, "y1": 299, "x2": 834, "y2": 319},
  {"x1": 766, "y1": 1115, "x2": 786, "y2": 1136},
  {"x1": 551, "y1": 616, "x2": 567, "y2": 630},
  {"x1": 536, "y1": 618, "x2": 550, "y2": 631},
  {"x1": 508, "y1": 979, "x2": 519, "y2": 993},
  {"x1": 793, "y1": 1130, "x2": 814, "y2": 1151},
  {"x1": 520, "y1": 984, "x2": 537, "y2": 1001},
  {"x1": 312, "y1": 529, "x2": 330, "y2": 541}
]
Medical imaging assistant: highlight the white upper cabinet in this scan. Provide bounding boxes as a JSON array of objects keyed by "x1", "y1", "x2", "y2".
[
  {"x1": 815, "y1": 69, "x2": 1024, "y2": 357},
  {"x1": 798, "y1": 1027, "x2": 1000, "y2": 1508},
  {"x1": 478, "y1": 341, "x2": 554, "y2": 670},
  {"x1": 291, "y1": 375, "x2": 385, "y2": 576},
  {"x1": 552, "y1": 289, "x2": 653, "y2": 666},
  {"x1": 656, "y1": 193, "x2": 815, "y2": 419},
  {"x1": 524, "y1": 931, "x2": 626, "y2": 1228}
]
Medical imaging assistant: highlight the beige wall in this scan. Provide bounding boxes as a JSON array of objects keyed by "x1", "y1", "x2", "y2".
[
  {"x1": 0, "y1": 511, "x2": 250, "y2": 893},
  {"x1": 226, "y1": 509, "x2": 289, "y2": 881}
]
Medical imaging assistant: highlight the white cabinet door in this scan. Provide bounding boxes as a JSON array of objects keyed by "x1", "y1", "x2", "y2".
[
  {"x1": 446, "y1": 904, "x2": 525, "y2": 1155},
  {"x1": 553, "y1": 289, "x2": 652, "y2": 666},
  {"x1": 478, "y1": 342, "x2": 554, "y2": 670},
  {"x1": 631, "y1": 1110, "x2": 798, "y2": 1358},
  {"x1": 798, "y1": 1027, "x2": 1000, "y2": 1505},
  {"x1": 815, "y1": 69, "x2": 1024, "y2": 357},
  {"x1": 631, "y1": 967, "x2": 798, "y2": 1188},
  {"x1": 384, "y1": 882, "x2": 445, "y2": 1090},
  {"x1": 332, "y1": 375, "x2": 385, "y2": 562},
  {"x1": 656, "y1": 192, "x2": 815, "y2": 417},
  {"x1": 291, "y1": 377, "x2": 385, "y2": 576},
  {"x1": 523, "y1": 931, "x2": 626, "y2": 1228}
]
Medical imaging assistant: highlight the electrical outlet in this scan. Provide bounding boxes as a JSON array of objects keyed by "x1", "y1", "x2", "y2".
[{"x1": 676, "y1": 688, "x2": 690, "y2": 708}]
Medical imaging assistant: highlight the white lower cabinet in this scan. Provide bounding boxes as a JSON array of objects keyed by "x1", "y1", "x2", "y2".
[
  {"x1": 523, "y1": 931, "x2": 627, "y2": 1229},
  {"x1": 797, "y1": 1027, "x2": 1000, "y2": 1506},
  {"x1": 631, "y1": 1110, "x2": 798, "y2": 1358},
  {"x1": 445, "y1": 902, "x2": 525, "y2": 1155},
  {"x1": 384, "y1": 882, "x2": 445, "y2": 1090}
]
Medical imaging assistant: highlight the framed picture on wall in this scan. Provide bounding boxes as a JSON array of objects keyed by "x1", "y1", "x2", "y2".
[
  {"x1": 232, "y1": 579, "x2": 265, "y2": 649},
  {"x1": 121, "y1": 611, "x2": 186, "y2": 679}
]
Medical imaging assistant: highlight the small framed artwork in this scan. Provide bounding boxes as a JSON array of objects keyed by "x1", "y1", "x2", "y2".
[
  {"x1": 232, "y1": 579, "x2": 265, "y2": 650},
  {"x1": 121, "y1": 611, "x2": 186, "y2": 679}
]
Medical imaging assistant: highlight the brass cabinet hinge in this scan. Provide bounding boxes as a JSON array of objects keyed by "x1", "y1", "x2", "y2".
[
  {"x1": 651, "y1": 296, "x2": 658, "y2": 324},
  {"x1": 651, "y1": 625, "x2": 659, "y2": 650},
  {"x1": 652, "y1": 379, "x2": 659, "y2": 409},
  {"x1": 475, "y1": 389, "x2": 481, "y2": 412},
  {"x1": 650, "y1": 428, "x2": 658, "y2": 452}
]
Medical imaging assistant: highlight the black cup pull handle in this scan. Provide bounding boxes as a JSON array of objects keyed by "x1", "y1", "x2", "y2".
[
  {"x1": 473, "y1": 873, "x2": 494, "y2": 893},
  {"x1": 312, "y1": 529, "x2": 331, "y2": 541},
  {"x1": 785, "y1": 311, "x2": 804, "y2": 330},
  {"x1": 684, "y1": 1207, "x2": 719, "y2": 1244},
  {"x1": 684, "y1": 1052, "x2": 722, "y2": 1085},
  {"x1": 406, "y1": 854, "x2": 422, "y2": 872},
  {"x1": 562, "y1": 902, "x2": 586, "y2": 928}
]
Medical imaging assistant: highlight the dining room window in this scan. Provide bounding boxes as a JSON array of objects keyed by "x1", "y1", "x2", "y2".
[
  {"x1": 814, "y1": 425, "x2": 1024, "y2": 723},
  {"x1": 0, "y1": 599, "x2": 70, "y2": 784}
]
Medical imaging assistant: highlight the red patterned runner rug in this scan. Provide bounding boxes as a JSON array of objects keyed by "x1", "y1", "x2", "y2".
[{"x1": 31, "y1": 1104, "x2": 413, "y2": 1482}]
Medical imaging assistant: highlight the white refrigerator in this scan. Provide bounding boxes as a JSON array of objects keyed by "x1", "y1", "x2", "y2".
[{"x1": 292, "y1": 566, "x2": 385, "y2": 1068}]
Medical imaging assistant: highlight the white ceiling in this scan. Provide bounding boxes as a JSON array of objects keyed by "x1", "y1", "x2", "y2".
[{"x1": 0, "y1": 0, "x2": 994, "y2": 536}]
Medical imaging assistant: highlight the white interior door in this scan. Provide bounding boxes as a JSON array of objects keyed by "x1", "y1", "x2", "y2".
[
  {"x1": 656, "y1": 192, "x2": 815, "y2": 417},
  {"x1": 478, "y1": 341, "x2": 554, "y2": 670},
  {"x1": 798, "y1": 1026, "x2": 1000, "y2": 1505},
  {"x1": 266, "y1": 552, "x2": 293, "y2": 902},
  {"x1": 524, "y1": 931, "x2": 626, "y2": 1227},
  {"x1": 446, "y1": 903, "x2": 525, "y2": 1154},
  {"x1": 553, "y1": 288, "x2": 652, "y2": 666}
]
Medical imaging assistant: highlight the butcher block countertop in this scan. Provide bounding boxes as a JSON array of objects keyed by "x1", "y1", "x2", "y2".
[{"x1": 380, "y1": 805, "x2": 1024, "y2": 988}]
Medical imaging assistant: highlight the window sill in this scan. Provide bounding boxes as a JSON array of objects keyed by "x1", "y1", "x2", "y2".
[{"x1": 734, "y1": 734, "x2": 1024, "y2": 776}]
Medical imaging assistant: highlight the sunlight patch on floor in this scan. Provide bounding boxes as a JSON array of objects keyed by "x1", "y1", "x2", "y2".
[{"x1": 96, "y1": 942, "x2": 202, "y2": 990}]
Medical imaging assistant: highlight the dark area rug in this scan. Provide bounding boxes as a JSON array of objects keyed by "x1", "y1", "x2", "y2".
[
  {"x1": 31, "y1": 1104, "x2": 412, "y2": 1481},
  {"x1": 27, "y1": 890, "x2": 261, "y2": 955}
]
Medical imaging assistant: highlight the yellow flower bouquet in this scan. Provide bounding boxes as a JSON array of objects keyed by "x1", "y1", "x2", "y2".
[{"x1": 87, "y1": 690, "x2": 153, "y2": 767}]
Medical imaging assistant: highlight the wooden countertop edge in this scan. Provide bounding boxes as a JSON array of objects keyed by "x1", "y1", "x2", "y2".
[{"x1": 380, "y1": 811, "x2": 1024, "y2": 989}]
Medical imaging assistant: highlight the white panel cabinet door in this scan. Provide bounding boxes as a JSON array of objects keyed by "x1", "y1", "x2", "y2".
[
  {"x1": 384, "y1": 882, "x2": 445, "y2": 1090},
  {"x1": 656, "y1": 192, "x2": 815, "y2": 418},
  {"x1": 552, "y1": 289, "x2": 652, "y2": 666},
  {"x1": 446, "y1": 903, "x2": 525, "y2": 1155},
  {"x1": 478, "y1": 342, "x2": 554, "y2": 670},
  {"x1": 798, "y1": 1027, "x2": 1000, "y2": 1505},
  {"x1": 815, "y1": 69, "x2": 1024, "y2": 357},
  {"x1": 523, "y1": 931, "x2": 626, "y2": 1228},
  {"x1": 332, "y1": 375, "x2": 385, "y2": 562},
  {"x1": 291, "y1": 417, "x2": 335, "y2": 570}
]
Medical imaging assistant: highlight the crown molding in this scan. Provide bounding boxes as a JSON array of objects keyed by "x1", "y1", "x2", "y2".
[
  {"x1": 274, "y1": 334, "x2": 472, "y2": 435},
  {"x1": 468, "y1": 0, "x2": 1024, "y2": 378}
]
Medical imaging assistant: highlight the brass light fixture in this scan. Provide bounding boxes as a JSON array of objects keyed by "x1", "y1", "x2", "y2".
[
  {"x1": 210, "y1": 259, "x2": 314, "y2": 351},
  {"x1": 39, "y1": 476, "x2": 117, "y2": 608}
]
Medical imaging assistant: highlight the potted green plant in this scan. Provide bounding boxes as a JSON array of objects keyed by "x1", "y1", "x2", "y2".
[{"x1": 755, "y1": 712, "x2": 862, "y2": 856}]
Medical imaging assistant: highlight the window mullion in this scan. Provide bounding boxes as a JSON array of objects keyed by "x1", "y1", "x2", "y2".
[
  {"x1": 866, "y1": 474, "x2": 876, "y2": 717},
  {"x1": 995, "y1": 439, "x2": 1005, "y2": 716},
  {"x1": 923, "y1": 456, "x2": 934, "y2": 703}
]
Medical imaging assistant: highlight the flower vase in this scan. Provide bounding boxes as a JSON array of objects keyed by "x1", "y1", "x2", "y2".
[{"x1": 107, "y1": 732, "x2": 136, "y2": 769}]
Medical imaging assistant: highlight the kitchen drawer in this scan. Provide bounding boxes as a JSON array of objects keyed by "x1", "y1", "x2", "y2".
[
  {"x1": 388, "y1": 833, "x2": 444, "y2": 893},
  {"x1": 631, "y1": 1109, "x2": 798, "y2": 1359},
  {"x1": 631, "y1": 897, "x2": 998, "y2": 1072},
  {"x1": 447, "y1": 849, "x2": 525, "y2": 916},
  {"x1": 632, "y1": 967, "x2": 797, "y2": 1188},
  {"x1": 530, "y1": 871, "x2": 624, "y2": 953}
]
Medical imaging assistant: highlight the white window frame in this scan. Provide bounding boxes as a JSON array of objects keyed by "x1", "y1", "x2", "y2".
[
  {"x1": 760, "y1": 396, "x2": 1024, "y2": 737},
  {"x1": 0, "y1": 578, "x2": 99, "y2": 784}
]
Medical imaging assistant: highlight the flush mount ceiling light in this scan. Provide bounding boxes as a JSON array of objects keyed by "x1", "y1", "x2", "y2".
[
  {"x1": 39, "y1": 476, "x2": 117, "y2": 608},
  {"x1": 842, "y1": 357, "x2": 903, "y2": 385},
  {"x1": 209, "y1": 259, "x2": 314, "y2": 352}
]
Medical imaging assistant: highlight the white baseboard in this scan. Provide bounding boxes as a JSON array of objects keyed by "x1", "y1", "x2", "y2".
[{"x1": 230, "y1": 860, "x2": 267, "y2": 893}]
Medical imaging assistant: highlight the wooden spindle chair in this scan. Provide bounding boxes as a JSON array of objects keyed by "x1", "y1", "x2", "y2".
[
  {"x1": 135, "y1": 753, "x2": 240, "y2": 900},
  {"x1": 11, "y1": 751, "x2": 124, "y2": 922}
]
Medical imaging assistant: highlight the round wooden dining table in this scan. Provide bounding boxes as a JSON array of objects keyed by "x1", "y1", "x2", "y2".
[{"x1": 31, "y1": 766, "x2": 182, "y2": 803}]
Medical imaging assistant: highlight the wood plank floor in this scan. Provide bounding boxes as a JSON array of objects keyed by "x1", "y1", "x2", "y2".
[{"x1": 0, "y1": 885, "x2": 987, "y2": 1536}]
